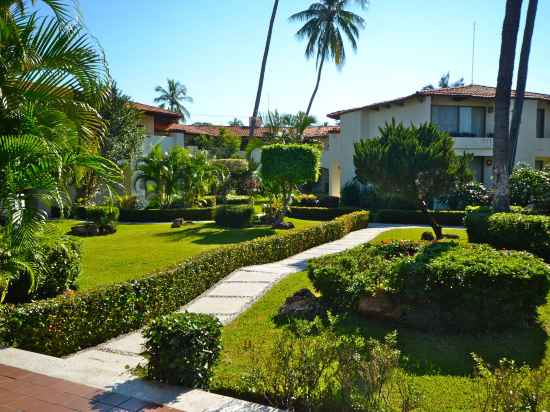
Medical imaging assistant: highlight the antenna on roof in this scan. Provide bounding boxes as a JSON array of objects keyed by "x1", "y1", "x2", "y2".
[{"x1": 471, "y1": 21, "x2": 476, "y2": 85}]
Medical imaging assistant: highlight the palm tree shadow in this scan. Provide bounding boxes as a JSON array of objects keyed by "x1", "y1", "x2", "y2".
[{"x1": 153, "y1": 223, "x2": 277, "y2": 245}]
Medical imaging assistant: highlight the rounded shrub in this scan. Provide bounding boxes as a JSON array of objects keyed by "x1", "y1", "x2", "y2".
[
  {"x1": 215, "y1": 205, "x2": 255, "y2": 228},
  {"x1": 85, "y1": 206, "x2": 119, "y2": 226},
  {"x1": 143, "y1": 312, "x2": 222, "y2": 389}
]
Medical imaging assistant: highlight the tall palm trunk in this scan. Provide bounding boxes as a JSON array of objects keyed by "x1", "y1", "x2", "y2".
[
  {"x1": 249, "y1": 0, "x2": 279, "y2": 138},
  {"x1": 305, "y1": 55, "x2": 326, "y2": 116},
  {"x1": 493, "y1": 0, "x2": 523, "y2": 212},
  {"x1": 509, "y1": 0, "x2": 538, "y2": 171}
]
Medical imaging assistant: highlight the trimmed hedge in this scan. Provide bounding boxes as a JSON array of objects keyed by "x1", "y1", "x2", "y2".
[
  {"x1": 465, "y1": 212, "x2": 550, "y2": 262},
  {"x1": 215, "y1": 205, "x2": 255, "y2": 228},
  {"x1": 373, "y1": 209, "x2": 466, "y2": 226},
  {"x1": 289, "y1": 206, "x2": 360, "y2": 221},
  {"x1": 119, "y1": 208, "x2": 216, "y2": 222},
  {"x1": 309, "y1": 241, "x2": 550, "y2": 332},
  {"x1": 0, "y1": 211, "x2": 369, "y2": 356},
  {"x1": 143, "y1": 312, "x2": 222, "y2": 389}
]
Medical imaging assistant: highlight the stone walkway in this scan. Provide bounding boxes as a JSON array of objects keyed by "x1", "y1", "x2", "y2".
[{"x1": 0, "y1": 223, "x2": 420, "y2": 412}]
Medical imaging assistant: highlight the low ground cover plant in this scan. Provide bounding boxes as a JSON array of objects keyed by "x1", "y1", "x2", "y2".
[
  {"x1": 308, "y1": 241, "x2": 550, "y2": 332},
  {"x1": 143, "y1": 312, "x2": 222, "y2": 389}
]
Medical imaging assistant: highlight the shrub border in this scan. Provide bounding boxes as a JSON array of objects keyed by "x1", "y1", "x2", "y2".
[
  {"x1": 372, "y1": 209, "x2": 465, "y2": 226},
  {"x1": 119, "y1": 208, "x2": 216, "y2": 223},
  {"x1": 288, "y1": 206, "x2": 360, "y2": 221},
  {"x1": 0, "y1": 211, "x2": 369, "y2": 356}
]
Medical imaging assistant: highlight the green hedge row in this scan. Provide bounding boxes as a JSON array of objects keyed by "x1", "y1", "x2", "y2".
[
  {"x1": 0, "y1": 211, "x2": 369, "y2": 356},
  {"x1": 372, "y1": 209, "x2": 466, "y2": 226},
  {"x1": 288, "y1": 206, "x2": 360, "y2": 221},
  {"x1": 119, "y1": 208, "x2": 216, "y2": 222},
  {"x1": 465, "y1": 212, "x2": 550, "y2": 262}
]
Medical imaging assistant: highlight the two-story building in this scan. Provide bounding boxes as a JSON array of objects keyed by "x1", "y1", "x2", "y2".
[{"x1": 324, "y1": 84, "x2": 550, "y2": 197}]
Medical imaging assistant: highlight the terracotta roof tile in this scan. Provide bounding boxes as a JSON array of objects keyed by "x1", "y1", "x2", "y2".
[
  {"x1": 328, "y1": 84, "x2": 550, "y2": 119},
  {"x1": 164, "y1": 124, "x2": 340, "y2": 139},
  {"x1": 132, "y1": 102, "x2": 181, "y2": 118}
]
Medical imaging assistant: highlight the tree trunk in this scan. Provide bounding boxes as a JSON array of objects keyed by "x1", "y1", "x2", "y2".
[
  {"x1": 493, "y1": 0, "x2": 523, "y2": 212},
  {"x1": 509, "y1": 0, "x2": 538, "y2": 171},
  {"x1": 249, "y1": 0, "x2": 279, "y2": 138},
  {"x1": 305, "y1": 56, "x2": 326, "y2": 116},
  {"x1": 419, "y1": 199, "x2": 443, "y2": 240}
]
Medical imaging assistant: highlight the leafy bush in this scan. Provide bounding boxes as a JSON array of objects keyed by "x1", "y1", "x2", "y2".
[
  {"x1": 244, "y1": 318, "x2": 417, "y2": 411},
  {"x1": 309, "y1": 241, "x2": 550, "y2": 332},
  {"x1": 222, "y1": 194, "x2": 251, "y2": 205},
  {"x1": 473, "y1": 354, "x2": 550, "y2": 411},
  {"x1": 510, "y1": 164, "x2": 550, "y2": 206},
  {"x1": 85, "y1": 206, "x2": 119, "y2": 228},
  {"x1": 115, "y1": 194, "x2": 139, "y2": 210},
  {"x1": 119, "y1": 208, "x2": 216, "y2": 222},
  {"x1": 215, "y1": 205, "x2": 255, "y2": 228},
  {"x1": 319, "y1": 196, "x2": 340, "y2": 208},
  {"x1": 465, "y1": 212, "x2": 550, "y2": 261},
  {"x1": 143, "y1": 312, "x2": 222, "y2": 389},
  {"x1": 443, "y1": 181, "x2": 491, "y2": 210},
  {"x1": 210, "y1": 159, "x2": 248, "y2": 175},
  {"x1": 341, "y1": 181, "x2": 361, "y2": 207},
  {"x1": 197, "y1": 196, "x2": 216, "y2": 208},
  {"x1": 294, "y1": 193, "x2": 319, "y2": 207},
  {"x1": 289, "y1": 206, "x2": 359, "y2": 221},
  {"x1": 0, "y1": 211, "x2": 369, "y2": 356},
  {"x1": 4, "y1": 235, "x2": 81, "y2": 303},
  {"x1": 373, "y1": 209, "x2": 465, "y2": 226}
]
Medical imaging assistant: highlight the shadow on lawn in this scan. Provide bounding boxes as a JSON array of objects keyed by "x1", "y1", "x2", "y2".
[
  {"x1": 327, "y1": 312, "x2": 548, "y2": 377},
  {"x1": 153, "y1": 223, "x2": 276, "y2": 245}
]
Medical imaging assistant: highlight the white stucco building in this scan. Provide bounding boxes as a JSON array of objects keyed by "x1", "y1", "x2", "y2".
[{"x1": 323, "y1": 84, "x2": 550, "y2": 197}]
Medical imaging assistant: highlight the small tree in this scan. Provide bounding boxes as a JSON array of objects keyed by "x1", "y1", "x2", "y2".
[
  {"x1": 261, "y1": 144, "x2": 321, "y2": 224},
  {"x1": 354, "y1": 121, "x2": 463, "y2": 239}
]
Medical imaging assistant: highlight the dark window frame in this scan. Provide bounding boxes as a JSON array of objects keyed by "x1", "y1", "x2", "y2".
[{"x1": 537, "y1": 108, "x2": 545, "y2": 139}]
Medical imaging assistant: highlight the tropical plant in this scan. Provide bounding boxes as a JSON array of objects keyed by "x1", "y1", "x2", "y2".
[
  {"x1": 154, "y1": 79, "x2": 193, "y2": 122},
  {"x1": 290, "y1": 0, "x2": 367, "y2": 115},
  {"x1": 354, "y1": 121, "x2": 464, "y2": 238},
  {"x1": 207, "y1": 128, "x2": 241, "y2": 158},
  {"x1": 422, "y1": 72, "x2": 465, "y2": 90},
  {"x1": 249, "y1": 0, "x2": 279, "y2": 138},
  {"x1": 229, "y1": 118, "x2": 244, "y2": 127},
  {"x1": 262, "y1": 110, "x2": 318, "y2": 143}
]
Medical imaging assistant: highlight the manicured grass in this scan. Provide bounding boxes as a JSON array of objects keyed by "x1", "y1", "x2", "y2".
[
  {"x1": 212, "y1": 228, "x2": 550, "y2": 410},
  {"x1": 51, "y1": 218, "x2": 319, "y2": 290},
  {"x1": 370, "y1": 227, "x2": 469, "y2": 244}
]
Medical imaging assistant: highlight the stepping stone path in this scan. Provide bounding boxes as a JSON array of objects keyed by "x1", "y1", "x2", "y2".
[{"x1": 0, "y1": 223, "x2": 419, "y2": 411}]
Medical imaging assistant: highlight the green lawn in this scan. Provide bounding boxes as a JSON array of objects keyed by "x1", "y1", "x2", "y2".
[
  {"x1": 51, "y1": 218, "x2": 319, "y2": 290},
  {"x1": 212, "y1": 228, "x2": 550, "y2": 411}
]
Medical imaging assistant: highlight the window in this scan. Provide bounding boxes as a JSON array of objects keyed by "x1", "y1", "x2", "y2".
[
  {"x1": 431, "y1": 106, "x2": 486, "y2": 137},
  {"x1": 537, "y1": 108, "x2": 545, "y2": 139}
]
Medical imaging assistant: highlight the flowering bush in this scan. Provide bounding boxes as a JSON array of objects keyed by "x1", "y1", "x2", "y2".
[
  {"x1": 510, "y1": 164, "x2": 550, "y2": 206},
  {"x1": 443, "y1": 181, "x2": 491, "y2": 210}
]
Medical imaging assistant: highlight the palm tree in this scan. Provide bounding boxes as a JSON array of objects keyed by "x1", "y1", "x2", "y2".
[
  {"x1": 154, "y1": 79, "x2": 193, "y2": 123},
  {"x1": 249, "y1": 0, "x2": 280, "y2": 138},
  {"x1": 493, "y1": 0, "x2": 523, "y2": 212},
  {"x1": 509, "y1": 0, "x2": 538, "y2": 171},
  {"x1": 290, "y1": 0, "x2": 367, "y2": 116},
  {"x1": 229, "y1": 118, "x2": 244, "y2": 127},
  {"x1": 422, "y1": 72, "x2": 465, "y2": 90}
]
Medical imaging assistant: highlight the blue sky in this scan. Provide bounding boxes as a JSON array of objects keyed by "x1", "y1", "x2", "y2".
[{"x1": 77, "y1": 0, "x2": 550, "y2": 125}]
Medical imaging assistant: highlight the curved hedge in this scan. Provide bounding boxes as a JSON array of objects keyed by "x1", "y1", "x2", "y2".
[
  {"x1": 465, "y1": 212, "x2": 550, "y2": 262},
  {"x1": 119, "y1": 208, "x2": 216, "y2": 223},
  {"x1": 0, "y1": 211, "x2": 369, "y2": 356},
  {"x1": 289, "y1": 206, "x2": 359, "y2": 221}
]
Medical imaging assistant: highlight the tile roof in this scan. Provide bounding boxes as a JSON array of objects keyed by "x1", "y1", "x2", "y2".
[
  {"x1": 164, "y1": 124, "x2": 340, "y2": 138},
  {"x1": 132, "y1": 102, "x2": 182, "y2": 118},
  {"x1": 327, "y1": 84, "x2": 550, "y2": 119}
]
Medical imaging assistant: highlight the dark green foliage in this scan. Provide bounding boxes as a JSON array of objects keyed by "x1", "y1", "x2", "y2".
[
  {"x1": 0, "y1": 211, "x2": 369, "y2": 356},
  {"x1": 319, "y1": 196, "x2": 340, "y2": 208},
  {"x1": 215, "y1": 205, "x2": 255, "y2": 228},
  {"x1": 309, "y1": 241, "x2": 550, "y2": 332},
  {"x1": 221, "y1": 195, "x2": 251, "y2": 205},
  {"x1": 289, "y1": 207, "x2": 359, "y2": 221},
  {"x1": 341, "y1": 181, "x2": 361, "y2": 207},
  {"x1": 210, "y1": 159, "x2": 248, "y2": 175},
  {"x1": 119, "y1": 208, "x2": 216, "y2": 222},
  {"x1": 143, "y1": 312, "x2": 222, "y2": 389},
  {"x1": 354, "y1": 121, "x2": 460, "y2": 203},
  {"x1": 443, "y1": 181, "x2": 491, "y2": 210},
  {"x1": 294, "y1": 194, "x2": 319, "y2": 207},
  {"x1": 373, "y1": 209, "x2": 465, "y2": 226},
  {"x1": 5, "y1": 236, "x2": 81, "y2": 303},
  {"x1": 509, "y1": 165, "x2": 550, "y2": 206},
  {"x1": 198, "y1": 196, "x2": 217, "y2": 208},
  {"x1": 85, "y1": 206, "x2": 119, "y2": 227}
]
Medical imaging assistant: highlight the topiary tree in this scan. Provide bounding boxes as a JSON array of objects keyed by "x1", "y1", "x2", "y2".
[
  {"x1": 261, "y1": 144, "x2": 321, "y2": 225},
  {"x1": 354, "y1": 120, "x2": 465, "y2": 239}
]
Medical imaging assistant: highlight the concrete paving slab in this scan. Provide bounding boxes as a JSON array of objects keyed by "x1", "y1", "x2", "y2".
[
  {"x1": 98, "y1": 332, "x2": 145, "y2": 356},
  {"x1": 185, "y1": 296, "x2": 251, "y2": 315},
  {"x1": 207, "y1": 282, "x2": 269, "y2": 297},
  {"x1": 225, "y1": 270, "x2": 281, "y2": 283}
]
